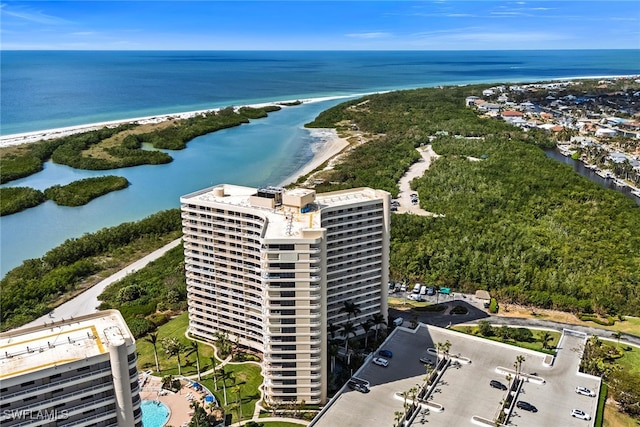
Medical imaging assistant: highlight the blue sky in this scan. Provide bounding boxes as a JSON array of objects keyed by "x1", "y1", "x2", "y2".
[{"x1": 1, "y1": 1, "x2": 639, "y2": 50}]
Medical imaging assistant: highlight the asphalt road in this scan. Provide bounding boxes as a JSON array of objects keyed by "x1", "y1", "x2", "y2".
[
  {"x1": 389, "y1": 292, "x2": 640, "y2": 348},
  {"x1": 15, "y1": 238, "x2": 182, "y2": 331}
]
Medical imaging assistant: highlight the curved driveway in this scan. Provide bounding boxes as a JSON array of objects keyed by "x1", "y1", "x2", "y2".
[{"x1": 389, "y1": 294, "x2": 640, "y2": 348}]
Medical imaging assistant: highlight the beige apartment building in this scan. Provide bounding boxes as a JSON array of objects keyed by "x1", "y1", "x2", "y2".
[
  {"x1": 181, "y1": 184, "x2": 390, "y2": 404},
  {"x1": 0, "y1": 310, "x2": 142, "y2": 427}
]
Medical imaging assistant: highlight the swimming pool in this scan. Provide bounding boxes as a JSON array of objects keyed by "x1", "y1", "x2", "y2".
[{"x1": 141, "y1": 400, "x2": 170, "y2": 427}]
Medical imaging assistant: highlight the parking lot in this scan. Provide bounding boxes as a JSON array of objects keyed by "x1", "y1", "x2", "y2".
[{"x1": 311, "y1": 325, "x2": 600, "y2": 427}]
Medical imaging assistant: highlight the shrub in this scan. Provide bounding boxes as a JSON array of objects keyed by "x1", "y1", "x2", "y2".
[{"x1": 489, "y1": 298, "x2": 499, "y2": 314}]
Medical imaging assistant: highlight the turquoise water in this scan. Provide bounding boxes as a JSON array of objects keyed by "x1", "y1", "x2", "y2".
[
  {"x1": 1, "y1": 50, "x2": 638, "y2": 276},
  {"x1": 3, "y1": 50, "x2": 638, "y2": 136},
  {"x1": 0, "y1": 98, "x2": 345, "y2": 276},
  {"x1": 141, "y1": 400, "x2": 170, "y2": 427}
]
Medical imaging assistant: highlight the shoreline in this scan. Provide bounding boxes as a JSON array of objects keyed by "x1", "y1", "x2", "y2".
[
  {"x1": 0, "y1": 93, "x2": 367, "y2": 148},
  {"x1": 3, "y1": 73, "x2": 638, "y2": 148},
  {"x1": 279, "y1": 128, "x2": 350, "y2": 187}
]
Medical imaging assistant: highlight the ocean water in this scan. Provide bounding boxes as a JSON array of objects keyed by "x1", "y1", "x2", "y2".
[
  {"x1": 1, "y1": 50, "x2": 639, "y2": 276},
  {"x1": 3, "y1": 50, "x2": 639, "y2": 135}
]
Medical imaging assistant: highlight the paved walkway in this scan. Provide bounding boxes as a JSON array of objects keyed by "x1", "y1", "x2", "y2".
[{"x1": 16, "y1": 238, "x2": 182, "y2": 331}]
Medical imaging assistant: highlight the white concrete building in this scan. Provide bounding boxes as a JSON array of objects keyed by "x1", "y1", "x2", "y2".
[
  {"x1": 0, "y1": 310, "x2": 142, "y2": 427},
  {"x1": 181, "y1": 184, "x2": 390, "y2": 404}
]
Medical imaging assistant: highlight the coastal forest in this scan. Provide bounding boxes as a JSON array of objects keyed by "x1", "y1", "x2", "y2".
[
  {"x1": 306, "y1": 85, "x2": 640, "y2": 317},
  {"x1": 2, "y1": 83, "x2": 639, "y2": 330}
]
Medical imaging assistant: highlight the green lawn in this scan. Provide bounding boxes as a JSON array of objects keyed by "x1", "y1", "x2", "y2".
[
  {"x1": 136, "y1": 312, "x2": 218, "y2": 377},
  {"x1": 610, "y1": 316, "x2": 640, "y2": 336},
  {"x1": 604, "y1": 340, "x2": 640, "y2": 376},
  {"x1": 451, "y1": 326, "x2": 561, "y2": 354},
  {"x1": 200, "y1": 362, "x2": 263, "y2": 424}
]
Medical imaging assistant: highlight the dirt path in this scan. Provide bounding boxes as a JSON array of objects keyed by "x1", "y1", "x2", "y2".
[{"x1": 395, "y1": 144, "x2": 443, "y2": 217}]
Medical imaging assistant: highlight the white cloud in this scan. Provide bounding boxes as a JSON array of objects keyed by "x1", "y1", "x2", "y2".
[
  {"x1": 0, "y1": 4, "x2": 71, "y2": 25},
  {"x1": 345, "y1": 32, "x2": 392, "y2": 39}
]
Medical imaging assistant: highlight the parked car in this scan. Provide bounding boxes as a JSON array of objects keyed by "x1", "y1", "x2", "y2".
[
  {"x1": 400, "y1": 284, "x2": 407, "y2": 292},
  {"x1": 379, "y1": 349, "x2": 393, "y2": 358},
  {"x1": 408, "y1": 293, "x2": 424, "y2": 301},
  {"x1": 373, "y1": 357, "x2": 389, "y2": 367},
  {"x1": 575, "y1": 386, "x2": 596, "y2": 397},
  {"x1": 393, "y1": 317, "x2": 404, "y2": 327},
  {"x1": 570, "y1": 409, "x2": 591, "y2": 420},
  {"x1": 426, "y1": 287, "x2": 436, "y2": 296},
  {"x1": 489, "y1": 380, "x2": 507, "y2": 390},
  {"x1": 516, "y1": 401, "x2": 538, "y2": 412},
  {"x1": 348, "y1": 380, "x2": 370, "y2": 393},
  {"x1": 420, "y1": 285, "x2": 427, "y2": 295}
]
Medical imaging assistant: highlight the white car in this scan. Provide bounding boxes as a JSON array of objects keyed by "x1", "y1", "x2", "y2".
[
  {"x1": 571, "y1": 409, "x2": 591, "y2": 420},
  {"x1": 372, "y1": 357, "x2": 389, "y2": 367},
  {"x1": 575, "y1": 386, "x2": 596, "y2": 397}
]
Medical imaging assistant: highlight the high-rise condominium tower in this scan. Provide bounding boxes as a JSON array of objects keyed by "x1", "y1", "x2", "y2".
[
  {"x1": 0, "y1": 310, "x2": 142, "y2": 427},
  {"x1": 181, "y1": 184, "x2": 390, "y2": 404}
]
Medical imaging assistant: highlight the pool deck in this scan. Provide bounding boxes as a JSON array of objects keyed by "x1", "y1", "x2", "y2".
[{"x1": 141, "y1": 377, "x2": 203, "y2": 427}]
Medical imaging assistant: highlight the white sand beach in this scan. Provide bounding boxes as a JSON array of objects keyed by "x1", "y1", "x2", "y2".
[
  {"x1": 0, "y1": 94, "x2": 364, "y2": 148},
  {"x1": 279, "y1": 128, "x2": 350, "y2": 186}
]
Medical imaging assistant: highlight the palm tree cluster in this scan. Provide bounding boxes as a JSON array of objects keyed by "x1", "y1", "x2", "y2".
[{"x1": 331, "y1": 301, "x2": 388, "y2": 356}]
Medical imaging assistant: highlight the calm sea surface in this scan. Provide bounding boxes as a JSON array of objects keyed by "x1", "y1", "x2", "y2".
[{"x1": 1, "y1": 50, "x2": 639, "y2": 276}]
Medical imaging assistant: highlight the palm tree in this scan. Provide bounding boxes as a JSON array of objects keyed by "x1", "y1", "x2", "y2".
[
  {"x1": 394, "y1": 410, "x2": 404, "y2": 427},
  {"x1": 162, "y1": 337, "x2": 186, "y2": 376},
  {"x1": 233, "y1": 384, "x2": 243, "y2": 420},
  {"x1": 186, "y1": 340, "x2": 202, "y2": 380},
  {"x1": 442, "y1": 340, "x2": 452, "y2": 359},
  {"x1": 143, "y1": 332, "x2": 161, "y2": 373},
  {"x1": 328, "y1": 342, "x2": 339, "y2": 373},
  {"x1": 340, "y1": 301, "x2": 361, "y2": 322},
  {"x1": 214, "y1": 331, "x2": 232, "y2": 358},
  {"x1": 327, "y1": 322, "x2": 340, "y2": 342},
  {"x1": 612, "y1": 331, "x2": 622, "y2": 347},
  {"x1": 209, "y1": 356, "x2": 219, "y2": 390},
  {"x1": 540, "y1": 331, "x2": 553, "y2": 350},
  {"x1": 514, "y1": 355, "x2": 526, "y2": 378},
  {"x1": 341, "y1": 322, "x2": 356, "y2": 352},
  {"x1": 360, "y1": 320, "x2": 372, "y2": 350},
  {"x1": 219, "y1": 366, "x2": 228, "y2": 405},
  {"x1": 434, "y1": 342, "x2": 443, "y2": 361},
  {"x1": 424, "y1": 364, "x2": 434, "y2": 385},
  {"x1": 409, "y1": 386, "x2": 418, "y2": 406},
  {"x1": 401, "y1": 390, "x2": 410, "y2": 415},
  {"x1": 371, "y1": 313, "x2": 386, "y2": 344},
  {"x1": 506, "y1": 373, "x2": 513, "y2": 392}
]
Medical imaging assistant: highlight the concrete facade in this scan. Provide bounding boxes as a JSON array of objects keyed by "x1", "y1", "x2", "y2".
[
  {"x1": 0, "y1": 310, "x2": 142, "y2": 427},
  {"x1": 181, "y1": 184, "x2": 390, "y2": 404}
]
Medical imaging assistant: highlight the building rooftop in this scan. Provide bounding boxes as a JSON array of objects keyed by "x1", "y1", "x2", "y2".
[
  {"x1": 0, "y1": 310, "x2": 133, "y2": 381},
  {"x1": 182, "y1": 185, "x2": 385, "y2": 240}
]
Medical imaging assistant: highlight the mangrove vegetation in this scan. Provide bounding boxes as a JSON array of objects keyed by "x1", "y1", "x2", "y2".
[
  {"x1": 306, "y1": 85, "x2": 639, "y2": 316},
  {"x1": 44, "y1": 176, "x2": 129, "y2": 206}
]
